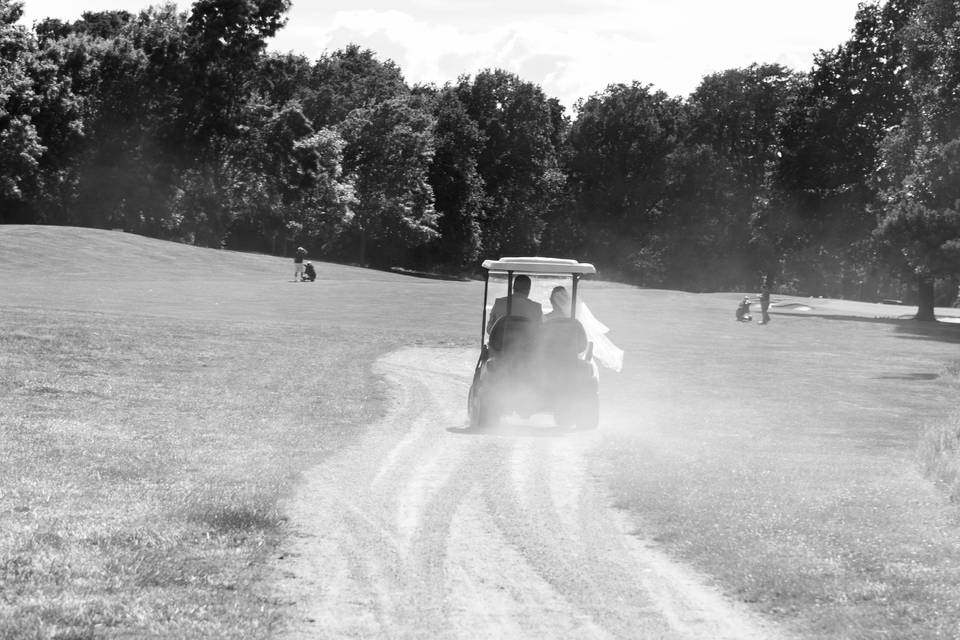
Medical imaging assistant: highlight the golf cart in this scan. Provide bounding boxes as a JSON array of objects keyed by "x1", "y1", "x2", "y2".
[{"x1": 467, "y1": 257, "x2": 600, "y2": 430}]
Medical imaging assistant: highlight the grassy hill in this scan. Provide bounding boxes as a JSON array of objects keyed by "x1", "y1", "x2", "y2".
[
  {"x1": 1, "y1": 226, "x2": 476, "y2": 638},
  {"x1": 3, "y1": 226, "x2": 960, "y2": 638},
  {"x1": 0, "y1": 225, "x2": 484, "y2": 332},
  {"x1": 592, "y1": 287, "x2": 960, "y2": 637}
]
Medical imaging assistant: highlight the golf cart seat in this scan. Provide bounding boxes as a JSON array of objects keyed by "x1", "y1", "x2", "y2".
[
  {"x1": 540, "y1": 317, "x2": 588, "y2": 359},
  {"x1": 488, "y1": 315, "x2": 537, "y2": 355}
]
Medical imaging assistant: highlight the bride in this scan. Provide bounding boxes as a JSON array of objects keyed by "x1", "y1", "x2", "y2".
[{"x1": 546, "y1": 286, "x2": 624, "y2": 372}]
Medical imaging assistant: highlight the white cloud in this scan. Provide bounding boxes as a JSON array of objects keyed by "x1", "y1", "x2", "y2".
[
  {"x1": 20, "y1": 0, "x2": 865, "y2": 112},
  {"x1": 277, "y1": 8, "x2": 650, "y2": 109},
  {"x1": 274, "y1": 2, "x2": 861, "y2": 112}
]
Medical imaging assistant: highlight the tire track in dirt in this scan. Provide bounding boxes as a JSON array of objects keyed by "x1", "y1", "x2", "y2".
[{"x1": 274, "y1": 347, "x2": 787, "y2": 639}]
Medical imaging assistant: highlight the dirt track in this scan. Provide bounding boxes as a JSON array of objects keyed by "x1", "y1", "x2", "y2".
[{"x1": 273, "y1": 347, "x2": 786, "y2": 639}]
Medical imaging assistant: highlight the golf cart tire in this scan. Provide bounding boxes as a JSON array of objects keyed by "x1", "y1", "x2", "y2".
[
  {"x1": 554, "y1": 408, "x2": 574, "y2": 429},
  {"x1": 468, "y1": 385, "x2": 498, "y2": 429}
]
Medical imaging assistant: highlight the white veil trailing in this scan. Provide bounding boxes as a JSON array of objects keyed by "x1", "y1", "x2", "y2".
[{"x1": 573, "y1": 300, "x2": 624, "y2": 373}]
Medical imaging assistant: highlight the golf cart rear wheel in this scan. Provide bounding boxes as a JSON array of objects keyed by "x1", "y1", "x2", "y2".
[
  {"x1": 468, "y1": 384, "x2": 497, "y2": 429},
  {"x1": 554, "y1": 407, "x2": 574, "y2": 429}
]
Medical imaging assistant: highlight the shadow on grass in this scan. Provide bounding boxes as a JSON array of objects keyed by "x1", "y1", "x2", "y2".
[
  {"x1": 185, "y1": 493, "x2": 286, "y2": 533},
  {"x1": 191, "y1": 505, "x2": 284, "y2": 533},
  {"x1": 876, "y1": 373, "x2": 941, "y2": 381},
  {"x1": 446, "y1": 424, "x2": 573, "y2": 438},
  {"x1": 388, "y1": 266, "x2": 472, "y2": 282},
  {"x1": 779, "y1": 312, "x2": 960, "y2": 344},
  {"x1": 894, "y1": 322, "x2": 960, "y2": 344}
]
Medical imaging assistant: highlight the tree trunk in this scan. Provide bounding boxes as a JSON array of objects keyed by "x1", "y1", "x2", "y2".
[{"x1": 915, "y1": 275, "x2": 936, "y2": 321}]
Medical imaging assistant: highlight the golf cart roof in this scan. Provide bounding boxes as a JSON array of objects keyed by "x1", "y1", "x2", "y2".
[{"x1": 481, "y1": 257, "x2": 596, "y2": 275}]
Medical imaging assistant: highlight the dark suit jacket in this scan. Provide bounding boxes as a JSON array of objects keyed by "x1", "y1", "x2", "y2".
[{"x1": 487, "y1": 294, "x2": 543, "y2": 333}]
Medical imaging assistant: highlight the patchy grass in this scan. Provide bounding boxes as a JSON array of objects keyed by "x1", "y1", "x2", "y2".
[
  {"x1": 920, "y1": 419, "x2": 960, "y2": 502},
  {"x1": 592, "y1": 289, "x2": 960, "y2": 639},
  {"x1": 0, "y1": 226, "x2": 477, "y2": 639},
  {"x1": 7, "y1": 226, "x2": 960, "y2": 638},
  {"x1": 918, "y1": 361, "x2": 960, "y2": 503},
  {"x1": 0, "y1": 308, "x2": 393, "y2": 638}
]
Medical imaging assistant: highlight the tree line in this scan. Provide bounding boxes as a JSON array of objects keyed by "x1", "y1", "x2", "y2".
[{"x1": 3, "y1": 0, "x2": 959, "y2": 318}]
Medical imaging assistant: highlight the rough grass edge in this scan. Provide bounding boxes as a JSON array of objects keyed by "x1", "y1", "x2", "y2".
[{"x1": 919, "y1": 361, "x2": 960, "y2": 501}]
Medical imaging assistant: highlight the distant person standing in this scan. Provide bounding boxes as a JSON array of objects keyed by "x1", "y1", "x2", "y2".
[
  {"x1": 294, "y1": 247, "x2": 306, "y2": 281},
  {"x1": 759, "y1": 277, "x2": 771, "y2": 324}
]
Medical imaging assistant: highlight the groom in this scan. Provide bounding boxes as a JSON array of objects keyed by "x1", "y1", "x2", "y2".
[{"x1": 486, "y1": 274, "x2": 543, "y2": 333}]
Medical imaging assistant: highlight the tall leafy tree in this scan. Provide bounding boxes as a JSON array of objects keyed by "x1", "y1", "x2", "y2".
[
  {"x1": 29, "y1": 4, "x2": 190, "y2": 233},
  {"x1": 47, "y1": 30, "x2": 154, "y2": 228},
  {"x1": 182, "y1": 0, "x2": 289, "y2": 145},
  {"x1": 174, "y1": 0, "x2": 291, "y2": 245},
  {"x1": 678, "y1": 64, "x2": 799, "y2": 289},
  {"x1": 655, "y1": 143, "x2": 746, "y2": 289},
  {"x1": 181, "y1": 100, "x2": 354, "y2": 254},
  {"x1": 875, "y1": 0, "x2": 960, "y2": 319},
  {"x1": 0, "y1": 0, "x2": 44, "y2": 221},
  {"x1": 253, "y1": 51, "x2": 312, "y2": 106},
  {"x1": 564, "y1": 82, "x2": 683, "y2": 281},
  {"x1": 340, "y1": 95, "x2": 438, "y2": 266},
  {"x1": 773, "y1": 0, "x2": 919, "y2": 297},
  {"x1": 456, "y1": 69, "x2": 564, "y2": 257},
  {"x1": 426, "y1": 86, "x2": 484, "y2": 269},
  {"x1": 0, "y1": 0, "x2": 83, "y2": 224},
  {"x1": 304, "y1": 44, "x2": 408, "y2": 129},
  {"x1": 688, "y1": 64, "x2": 796, "y2": 188},
  {"x1": 34, "y1": 10, "x2": 133, "y2": 43},
  {"x1": 75, "y1": 10, "x2": 134, "y2": 39}
]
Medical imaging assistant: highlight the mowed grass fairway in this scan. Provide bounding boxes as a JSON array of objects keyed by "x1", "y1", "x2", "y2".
[
  {"x1": 0, "y1": 226, "x2": 477, "y2": 638},
  {"x1": 593, "y1": 293, "x2": 960, "y2": 638},
  {"x1": 3, "y1": 225, "x2": 960, "y2": 638}
]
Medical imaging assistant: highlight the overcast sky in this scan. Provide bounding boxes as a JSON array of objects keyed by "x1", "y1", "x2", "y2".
[{"x1": 19, "y1": 0, "x2": 867, "y2": 110}]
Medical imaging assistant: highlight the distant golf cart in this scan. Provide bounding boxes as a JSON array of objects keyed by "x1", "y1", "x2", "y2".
[{"x1": 467, "y1": 257, "x2": 600, "y2": 430}]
